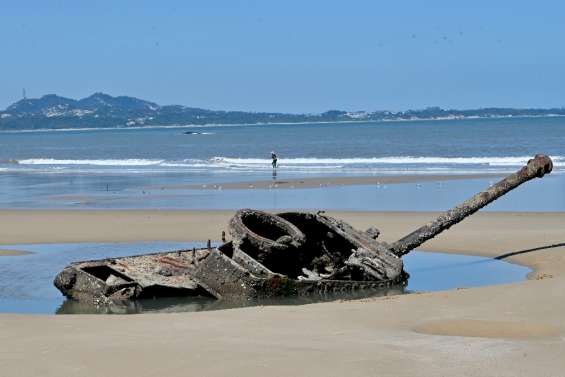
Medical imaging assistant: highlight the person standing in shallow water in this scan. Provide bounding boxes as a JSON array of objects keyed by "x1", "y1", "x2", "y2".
[{"x1": 271, "y1": 151, "x2": 278, "y2": 169}]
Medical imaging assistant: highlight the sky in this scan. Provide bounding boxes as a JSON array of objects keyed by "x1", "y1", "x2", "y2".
[{"x1": 1, "y1": 0, "x2": 565, "y2": 113}]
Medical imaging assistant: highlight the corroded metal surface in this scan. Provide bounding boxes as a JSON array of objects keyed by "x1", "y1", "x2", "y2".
[
  {"x1": 389, "y1": 154, "x2": 553, "y2": 256},
  {"x1": 229, "y1": 209, "x2": 306, "y2": 270},
  {"x1": 54, "y1": 155, "x2": 553, "y2": 306},
  {"x1": 54, "y1": 248, "x2": 212, "y2": 304},
  {"x1": 276, "y1": 211, "x2": 402, "y2": 281}
]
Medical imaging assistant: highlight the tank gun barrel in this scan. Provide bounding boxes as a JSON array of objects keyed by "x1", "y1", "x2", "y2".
[{"x1": 389, "y1": 154, "x2": 553, "y2": 256}]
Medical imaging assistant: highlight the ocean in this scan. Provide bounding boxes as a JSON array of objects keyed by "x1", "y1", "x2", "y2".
[{"x1": 0, "y1": 116, "x2": 563, "y2": 210}]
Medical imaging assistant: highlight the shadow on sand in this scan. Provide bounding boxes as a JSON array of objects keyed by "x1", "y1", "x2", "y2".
[{"x1": 494, "y1": 243, "x2": 565, "y2": 260}]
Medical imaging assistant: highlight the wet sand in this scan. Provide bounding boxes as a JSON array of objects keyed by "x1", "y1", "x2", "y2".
[
  {"x1": 154, "y1": 173, "x2": 500, "y2": 190},
  {"x1": 1, "y1": 210, "x2": 565, "y2": 376}
]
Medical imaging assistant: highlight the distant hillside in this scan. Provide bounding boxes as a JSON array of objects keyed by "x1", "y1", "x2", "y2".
[{"x1": 1, "y1": 93, "x2": 564, "y2": 130}]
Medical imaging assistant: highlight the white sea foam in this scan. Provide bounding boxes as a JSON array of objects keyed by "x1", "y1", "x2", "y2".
[
  {"x1": 17, "y1": 158, "x2": 165, "y2": 166},
  {"x1": 212, "y1": 156, "x2": 565, "y2": 167},
  {"x1": 7, "y1": 155, "x2": 564, "y2": 173}
]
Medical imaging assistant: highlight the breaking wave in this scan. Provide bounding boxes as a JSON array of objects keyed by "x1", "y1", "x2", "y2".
[
  {"x1": 17, "y1": 158, "x2": 165, "y2": 166},
  {"x1": 3, "y1": 155, "x2": 563, "y2": 174},
  {"x1": 212, "y1": 156, "x2": 565, "y2": 167}
]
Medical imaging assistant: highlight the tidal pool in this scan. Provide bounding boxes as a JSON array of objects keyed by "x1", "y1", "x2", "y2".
[{"x1": 0, "y1": 241, "x2": 530, "y2": 314}]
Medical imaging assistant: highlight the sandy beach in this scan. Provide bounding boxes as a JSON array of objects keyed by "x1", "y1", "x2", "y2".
[{"x1": 0, "y1": 209, "x2": 564, "y2": 376}]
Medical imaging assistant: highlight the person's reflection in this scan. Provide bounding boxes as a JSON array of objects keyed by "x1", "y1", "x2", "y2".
[{"x1": 272, "y1": 169, "x2": 277, "y2": 180}]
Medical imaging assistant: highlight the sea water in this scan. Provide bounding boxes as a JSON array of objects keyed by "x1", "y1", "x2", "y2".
[
  {"x1": 0, "y1": 116, "x2": 563, "y2": 210},
  {"x1": 0, "y1": 241, "x2": 530, "y2": 314}
]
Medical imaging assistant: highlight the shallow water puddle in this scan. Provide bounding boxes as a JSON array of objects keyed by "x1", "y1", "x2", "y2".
[{"x1": 0, "y1": 241, "x2": 530, "y2": 314}]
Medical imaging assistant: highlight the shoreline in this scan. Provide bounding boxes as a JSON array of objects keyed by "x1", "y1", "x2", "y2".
[
  {"x1": 1, "y1": 209, "x2": 565, "y2": 376},
  {"x1": 2, "y1": 114, "x2": 564, "y2": 134},
  {"x1": 166, "y1": 173, "x2": 501, "y2": 190}
]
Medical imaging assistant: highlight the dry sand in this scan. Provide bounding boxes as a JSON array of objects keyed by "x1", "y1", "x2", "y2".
[
  {"x1": 153, "y1": 173, "x2": 500, "y2": 190},
  {"x1": 1, "y1": 210, "x2": 564, "y2": 376}
]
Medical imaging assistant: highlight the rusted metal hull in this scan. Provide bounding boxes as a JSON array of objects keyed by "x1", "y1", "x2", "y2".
[
  {"x1": 54, "y1": 243, "x2": 408, "y2": 305},
  {"x1": 54, "y1": 248, "x2": 212, "y2": 305}
]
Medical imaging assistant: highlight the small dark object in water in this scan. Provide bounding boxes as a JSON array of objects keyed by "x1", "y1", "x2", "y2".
[{"x1": 54, "y1": 155, "x2": 553, "y2": 305}]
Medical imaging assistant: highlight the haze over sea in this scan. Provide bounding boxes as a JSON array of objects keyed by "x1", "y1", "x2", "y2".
[{"x1": 0, "y1": 116, "x2": 563, "y2": 211}]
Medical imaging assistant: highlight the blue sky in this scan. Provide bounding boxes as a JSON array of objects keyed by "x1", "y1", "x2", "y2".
[{"x1": 1, "y1": 1, "x2": 564, "y2": 112}]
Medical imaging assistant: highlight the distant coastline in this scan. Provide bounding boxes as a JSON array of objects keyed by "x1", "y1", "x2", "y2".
[
  {"x1": 1, "y1": 113, "x2": 563, "y2": 134},
  {"x1": 1, "y1": 92, "x2": 564, "y2": 131}
]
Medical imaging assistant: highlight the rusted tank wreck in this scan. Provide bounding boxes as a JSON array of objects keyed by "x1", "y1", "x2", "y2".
[{"x1": 55, "y1": 155, "x2": 553, "y2": 305}]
